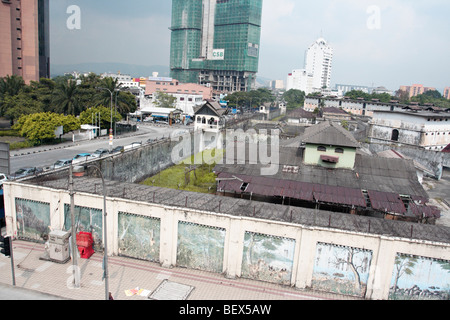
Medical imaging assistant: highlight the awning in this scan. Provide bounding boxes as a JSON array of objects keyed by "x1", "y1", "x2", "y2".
[
  {"x1": 320, "y1": 155, "x2": 339, "y2": 163},
  {"x1": 151, "y1": 114, "x2": 169, "y2": 118}
]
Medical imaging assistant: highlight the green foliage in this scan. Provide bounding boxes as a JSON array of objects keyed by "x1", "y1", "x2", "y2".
[
  {"x1": 344, "y1": 90, "x2": 392, "y2": 103},
  {"x1": 282, "y1": 89, "x2": 305, "y2": 109},
  {"x1": 52, "y1": 79, "x2": 81, "y2": 115},
  {"x1": 226, "y1": 88, "x2": 275, "y2": 109},
  {"x1": 12, "y1": 112, "x2": 81, "y2": 143},
  {"x1": 0, "y1": 73, "x2": 138, "y2": 121},
  {"x1": 1, "y1": 92, "x2": 44, "y2": 122},
  {"x1": 410, "y1": 91, "x2": 450, "y2": 109},
  {"x1": 79, "y1": 105, "x2": 122, "y2": 129},
  {"x1": 152, "y1": 91, "x2": 177, "y2": 109}
]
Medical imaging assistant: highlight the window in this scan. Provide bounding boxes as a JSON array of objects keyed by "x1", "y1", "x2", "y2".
[
  {"x1": 335, "y1": 148, "x2": 344, "y2": 154},
  {"x1": 317, "y1": 146, "x2": 327, "y2": 152},
  {"x1": 240, "y1": 182, "x2": 249, "y2": 191},
  {"x1": 391, "y1": 129, "x2": 399, "y2": 141}
]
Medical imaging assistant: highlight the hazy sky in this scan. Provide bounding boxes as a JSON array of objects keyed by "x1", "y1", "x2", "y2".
[{"x1": 50, "y1": 0, "x2": 450, "y2": 91}]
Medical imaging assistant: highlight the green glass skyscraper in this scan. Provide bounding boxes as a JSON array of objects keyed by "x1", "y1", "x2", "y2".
[{"x1": 170, "y1": 0, "x2": 263, "y2": 93}]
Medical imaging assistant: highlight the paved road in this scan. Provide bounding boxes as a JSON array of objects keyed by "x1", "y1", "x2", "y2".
[{"x1": 9, "y1": 123, "x2": 190, "y2": 173}]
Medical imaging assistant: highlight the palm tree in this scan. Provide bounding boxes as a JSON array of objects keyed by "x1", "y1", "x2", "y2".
[
  {"x1": 52, "y1": 80, "x2": 81, "y2": 115},
  {"x1": 96, "y1": 77, "x2": 137, "y2": 116},
  {"x1": 0, "y1": 74, "x2": 25, "y2": 97}
]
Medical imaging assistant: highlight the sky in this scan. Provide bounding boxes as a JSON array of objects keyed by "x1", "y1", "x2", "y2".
[{"x1": 50, "y1": 0, "x2": 450, "y2": 92}]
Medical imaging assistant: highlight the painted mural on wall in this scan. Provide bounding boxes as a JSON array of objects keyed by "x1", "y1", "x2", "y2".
[
  {"x1": 241, "y1": 232, "x2": 295, "y2": 285},
  {"x1": 176, "y1": 221, "x2": 225, "y2": 273},
  {"x1": 15, "y1": 198, "x2": 50, "y2": 241},
  {"x1": 389, "y1": 253, "x2": 450, "y2": 300},
  {"x1": 118, "y1": 212, "x2": 160, "y2": 262},
  {"x1": 312, "y1": 242, "x2": 373, "y2": 297},
  {"x1": 64, "y1": 204, "x2": 102, "y2": 250}
]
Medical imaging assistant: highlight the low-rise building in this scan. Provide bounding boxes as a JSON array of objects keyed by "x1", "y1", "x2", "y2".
[
  {"x1": 144, "y1": 77, "x2": 213, "y2": 116},
  {"x1": 369, "y1": 109, "x2": 450, "y2": 151},
  {"x1": 215, "y1": 120, "x2": 439, "y2": 223}
]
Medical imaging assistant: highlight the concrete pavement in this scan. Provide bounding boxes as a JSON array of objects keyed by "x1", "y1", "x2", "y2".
[{"x1": 0, "y1": 240, "x2": 361, "y2": 301}]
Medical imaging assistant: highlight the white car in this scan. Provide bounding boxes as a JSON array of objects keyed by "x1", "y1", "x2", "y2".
[
  {"x1": 53, "y1": 159, "x2": 73, "y2": 169},
  {"x1": 0, "y1": 173, "x2": 7, "y2": 188},
  {"x1": 72, "y1": 153, "x2": 92, "y2": 164}
]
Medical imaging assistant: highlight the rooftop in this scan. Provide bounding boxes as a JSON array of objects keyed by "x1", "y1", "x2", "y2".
[
  {"x1": 301, "y1": 120, "x2": 360, "y2": 148},
  {"x1": 23, "y1": 175, "x2": 450, "y2": 244}
]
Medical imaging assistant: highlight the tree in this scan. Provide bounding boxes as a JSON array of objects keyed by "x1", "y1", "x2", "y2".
[
  {"x1": 52, "y1": 80, "x2": 81, "y2": 115},
  {"x1": 13, "y1": 112, "x2": 81, "y2": 144},
  {"x1": 282, "y1": 89, "x2": 305, "y2": 109},
  {"x1": 28, "y1": 78, "x2": 57, "y2": 112},
  {"x1": 95, "y1": 77, "x2": 138, "y2": 115},
  {"x1": 0, "y1": 75, "x2": 25, "y2": 97},
  {"x1": 79, "y1": 105, "x2": 122, "y2": 129},
  {"x1": 0, "y1": 93, "x2": 44, "y2": 125},
  {"x1": 152, "y1": 91, "x2": 177, "y2": 109}
]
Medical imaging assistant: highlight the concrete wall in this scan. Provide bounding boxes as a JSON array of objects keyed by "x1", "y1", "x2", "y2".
[
  {"x1": 364, "y1": 142, "x2": 450, "y2": 179},
  {"x1": 94, "y1": 130, "x2": 198, "y2": 183},
  {"x1": 4, "y1": 181, "x2": 450, "y2": 300}
]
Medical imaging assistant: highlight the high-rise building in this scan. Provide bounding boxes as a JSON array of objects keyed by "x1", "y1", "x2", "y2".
[
  {"x1": 399, "y1": 84, "x2": 436, "y2": 99},
  {"x1": 286, "y1": 37, "x2": 333, "y2": 94},
  {"x1": 444, "y1": 87, "x2": 450, "y2": 100},
  {"x1": 169, "y1": 0, "x2": 263, "y2": 93},
  {"x1": 0, "y1": 0, "x2": 50, "y2": 83}
]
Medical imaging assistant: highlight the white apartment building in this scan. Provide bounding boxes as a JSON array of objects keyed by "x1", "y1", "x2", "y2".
[
  {"x1": 100, "y1": 72, "x2": 140, "y2": 89},
  {"x1": 287, "y1": 37, "x2": 333, "y2": 94}
]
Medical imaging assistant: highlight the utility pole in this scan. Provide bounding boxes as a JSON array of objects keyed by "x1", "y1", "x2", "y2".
[{"x1": 69, "y1": 165, "x2": 80, "y2": 288}]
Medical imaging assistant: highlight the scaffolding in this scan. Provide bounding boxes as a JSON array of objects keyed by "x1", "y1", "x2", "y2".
[{"x1": 170, "y1": 0, "x2": 263, "y2": 92}]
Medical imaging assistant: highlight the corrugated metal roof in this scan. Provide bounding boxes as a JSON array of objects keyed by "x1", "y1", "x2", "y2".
[
  {"x1": 217, "y1": 172, "x2": 366, "y2": 207},
  {"x1": 367, "y1": 190, "x2": 406, "y2": 214}
]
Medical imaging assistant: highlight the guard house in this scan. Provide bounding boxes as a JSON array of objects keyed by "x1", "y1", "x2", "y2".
[{"x1": 193, "y1": 101, "x2": 228, "y2": 150}]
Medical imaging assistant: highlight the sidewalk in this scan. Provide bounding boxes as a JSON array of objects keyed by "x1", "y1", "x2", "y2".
[{"x1": 0, "y1": 240, "x2": 362, "y2": 301}]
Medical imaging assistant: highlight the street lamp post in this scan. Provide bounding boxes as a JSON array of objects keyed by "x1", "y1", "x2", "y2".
[
  {"x1": 71, "y1": 164, "x2": 109, "y2": 300},
  {"x1": 88, "y1": 164, "x2": 109, "y2": 300},
  {"x1": 97, "y1": 87, "x2": 114, "y2": 152}
]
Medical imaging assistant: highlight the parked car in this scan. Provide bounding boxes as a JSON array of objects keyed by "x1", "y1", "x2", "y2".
[
  {"x1": 0, "y1": 173, "x2": 8, "y2": 188},
  {"x1": 11, "y1": 167, "x2": 43, "y2": 179},
  {"x1": 124, "y1": 142, "x2": 142, "y2": 151},
  {"x1": 53, "y1": 159, "x2": 72, "y2": 169},
  {"x1": 91, "y1": 148, "x2": 109, "y2": 158},
  {"x1": 111, "y1": 146, "x2": 124, "y2": 154},
  {"x1": 72, "y1": 153, "x2": 92, "y2": 164}
]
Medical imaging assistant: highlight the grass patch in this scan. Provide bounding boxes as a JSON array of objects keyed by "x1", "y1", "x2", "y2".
[{"x1": 141, "y1": 149, "x2": 224, "y2": 194}]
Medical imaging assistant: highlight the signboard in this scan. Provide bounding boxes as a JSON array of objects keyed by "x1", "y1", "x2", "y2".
[
  {"x1": 211, "y1": 49, "x2": 225, "y2": 60},
  {"x1": 54, "y1": 125, "x2": 63, "y2": 137},
  {"x1": 0, "y1": 143, "x2": 10, "y2": 175}
]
